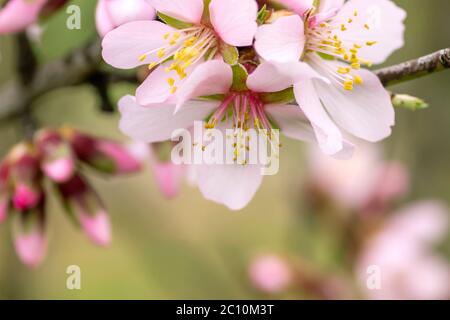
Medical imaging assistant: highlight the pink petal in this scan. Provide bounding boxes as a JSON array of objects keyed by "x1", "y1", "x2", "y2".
[
  {"x1": 294, "y1": 80, "x2": 344, "y2": 155},
  {"x1": 195, "y1": 163, "x2": 263, "y2": 210},
  {"x1": 152, "y1": 162, "x2": 184, "y2": 199},
  {"x1": 14, "y1": 230, "x2": 47, "y2": 268},
  {"x1": 275, "y1": 0, "x2": 314, "y2": 16},
  {"x1": 102, "y1": 20, "x2": 175, "y2": 69},
  {"x1": 95, "y1": 0, "x2": 116, "y2": 37},
  {"x1": 0, "y1": 0, "x2": 47, "y2": 34},
  {"x1": 147, "y1": 0, "x2": 204, "y2": 23},
  {"x1": 13, "y1": 184, "x2": 41, "y2": 211},
  {"x1": 255, "y1": 15, "x2": 305, "y2": 63},
  {"x1": 209, "y1": 0, "x2": 258, "y2": 47},
  {"x1": 318, "y1": 0, "x2": 344, "y2": 13},
  {"x1": 106, "y1": 0, "x2": 156, "y2": 26},
  {"x1": 96, "y1": 141, "x2": 142, "y2": 174},
  {"x1": 314, "y1": 67, "x2": 394, "y2": 142},
  {"x1": 333, "y1": 0, "x2": 406, "y2": 64},
  {"x1": 78, "y1": 210, "x2": 112, "y2": 247},
  {"x1": 119, "y1": 95, "x2": 218, "y2": 143},
  {"x1": 175, "y1": 60, "x2": 233, "y2": 112},
  {"x1": 247, "y1": 61, "x2": 324, "y2": 93},
  {"x1": 267, "y1": 104, "x2": 354, "y2": 159},
  {"x1": 42, "y1": 157, "x2": 75, "y2": 183}
]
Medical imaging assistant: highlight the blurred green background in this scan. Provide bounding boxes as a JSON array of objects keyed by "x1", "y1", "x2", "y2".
[{"x1": 0, "y1": 0, "x2": 449, "y2": 299}]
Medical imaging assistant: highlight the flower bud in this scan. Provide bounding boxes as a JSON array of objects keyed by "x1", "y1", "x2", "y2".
[
  {"x1": 8, "y1": 143, "x2": 42, "y2": 211},
  {"x1": 58, "y1": 174, "x2": 112, "y2": 247},
  {"x1": 63, "y1": 128, "x2": 141, "y2": 175},
  {"x1": 0, "y1": 0, "x2": 47, "y2": 34},
  {"x1": 35, "y1": 129, "x2": 75, "y2": 183},
  {"x1": 249, "y1": 254, "x2": 292, "y2": 294},
  {"x1": 13, "y1": 201, "x2": 47, "y2": 268}
]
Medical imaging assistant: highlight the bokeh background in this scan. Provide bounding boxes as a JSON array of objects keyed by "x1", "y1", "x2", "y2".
[{"x1": 0, "y1": 0, "x2": 449, "y2": 299}]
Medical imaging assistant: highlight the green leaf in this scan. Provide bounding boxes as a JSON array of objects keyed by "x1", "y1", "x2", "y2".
[
  {"x1": 392, "y1": 94, "x2": 429, "y2": 111},
  {"x1": 158, "y1": 12, "x2": 193, "y2": 29},
  {"x1": 257, "y1": 5, "x2": 271, "y2": 25},
  {"x1": 221, "y1": 44, "x2": 239, "y2": 65},
  {"x1": 231, "y1": 64, "x2": 248, "y2": 92},
  {"x1": 260, "y1": 88, "x2": 296, "y2": 104}
]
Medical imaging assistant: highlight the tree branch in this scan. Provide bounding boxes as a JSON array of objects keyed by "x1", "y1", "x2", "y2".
[
  {"x1": 375, "y1": 48, "x2": 450, "y2": 86},
  {"x1": 0, "y1": 42, "x2": 449, "y2": 123}
]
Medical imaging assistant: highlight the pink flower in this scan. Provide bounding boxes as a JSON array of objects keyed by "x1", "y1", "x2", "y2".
[
  {"x1": 77, "y1": 208, "x2": 112, "y2": 247},
  {"x1": 308, "y1": 144, "x2": 409, "y2": 211},
  {"x1": 102, "y1": 0, "x2": 258, "y2": 105},
  {"x1": 255, "y1": 0, "x2": 406, "y2": 155},
  {"x1": 357, "y1": 201, "x2": 450, "y2": 300},
  {"x1": 0, "y1": 0, "x2": 47, "y2": 34},
  {"x1": 249, "y1": 254, "x2": 292, "y2": 294},
  {"x1": 96, "y1": 0, "x2": 156, "y2": 37},
  {"x1": 119, "y1": 60, "x2": 352, "y2": 210}
]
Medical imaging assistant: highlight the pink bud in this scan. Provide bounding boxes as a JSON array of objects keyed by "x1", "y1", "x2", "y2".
[
  {"x1": 249, "y1": 255, "x2": 292, "y2": 294},
  {"x1": 0, "y1": 197, "x2": 8, "y2": 224},
  {"x1": 95, "y1": 0, "x2": 156, "y2": 37},
  {"x1": 77, "y1": 208, "x2": 112, "y2": 247},
  {"x1": 96, "y1": 141, "x2": 141, "y2": 174},
  {"x1": 13, "y1": 184, "x2": 41, "y2": 211},
  {"x1": 14, "y1": 230, "x2": 47, "y2": 268},
  {"x1": 42, "y1": 157, "x2": 75, "y2": 183},
  {"x1": 0, "y1": 0, "x2": 47, "y2": 34},
  {"x1": 153, "y1": 163, "x2": 184, "y2": 199}
]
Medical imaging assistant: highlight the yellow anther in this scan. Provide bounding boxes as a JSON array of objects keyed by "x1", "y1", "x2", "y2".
[
  {"x1": 170, "y1": 86, "x2": 178, "y2": 94},
  {"x1": 157, "y1": 49, "x2": 166, "y2": 58},
  {"x1": 343, "y1": 54, "x2": 350, "y2": 61},
  {"x1": 138, "y1": 54, "x2": 147, "y2": 62},
  {"x1": 148, "y1": 62, "x2": 157, "y2": 70},
  {"x1": 354, "y1": 10, "x2": 358, "y2": 17},
  {"x1": 354, "y1": 43, "x2": 362, "y2": 49},
  {"x1": 348, "y1": 18, "x2": 353, "y2": 23},
  {"x1": 350, "y1": 48, "x2": 358, "y2": 54},
  {"x1": 366, "y1": 41, "x2": 377, "y2": 46},
  {"x1": 163, "y1": 33, "x2": 170, "y2": 40},
  {"x1": 167, "y1": 78, "x2": 175, "y2": 87},
  {"x1": 364, "y1": 24, "x2": 370, "y2": 30},
  {"x1": 344, "y1": 79, "x2": 354, "y2": 91},
  {"x1": 341, "y1": 24, "x2": 347, "y2": 31},
  {"x1": 338, "y1": 67, "x2": 351, "y2": 74},
  {"x1": 351, "y1": 62, "x2": 361, "y2": 69},
  {"x1": 354, "y1": 75, "x2": 363, "y2": 85}
]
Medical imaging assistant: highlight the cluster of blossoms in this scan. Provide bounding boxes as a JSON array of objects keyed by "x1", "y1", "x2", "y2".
[
  {"x1": 0, "y1": 127, "x2": 141, "y2": 267},
  {"x1": 248, "y1": 145, "x2": 450, "y2": 299},
  {"x1": 101, "y1": 0, "x2": 406, "y2": 210}
]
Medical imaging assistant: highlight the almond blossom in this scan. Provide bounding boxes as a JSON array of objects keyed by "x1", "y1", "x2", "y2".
[
  {"x1": 255, "y1": 0, "x2": 406, "y2": 155},
  {"x1": 102, "y1": 0, "x2": 258, "y2": 106},
  {"x1": 357, "y1": 201, "x2": 450, "y2": 300},
  {"x1": 119, "y1": 60, "x2": 352, "y2": 210}
]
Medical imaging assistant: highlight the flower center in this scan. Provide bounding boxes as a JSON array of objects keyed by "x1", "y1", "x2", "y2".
[
  {"x1": 304, "y1": 9, "x2": 378, "y2": 91},
  {"x1": 138, "y1": 26, "x2": 218, "y2": 94},
  {"x1": 203, "y1": 92, "x2": 280, "y2": 164}
]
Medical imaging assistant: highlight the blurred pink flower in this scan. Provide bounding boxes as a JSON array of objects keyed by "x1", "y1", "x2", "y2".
[
  {"x1": 249, "y1": 254, "x2": 292, "y2": 294},
  {"x1": 255, "y1": 0, "x2": 406, "y2": 155},
  {"x1": 0, "y1": 0, "x2": 47, "y2": 34},
  {"x1": 357, "y1": 201, "x2": 450, "y2": 300},
  {"x1": 96, "y1": 0, "x2": 156, "y2": 37},
  {"x1": 308, "y1": 144, "x2": 409, "y2": 211}
]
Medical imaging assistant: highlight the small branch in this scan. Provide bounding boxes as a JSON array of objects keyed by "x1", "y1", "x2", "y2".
[{"x1": 375, "y1": 48, "x2": 450, "y2": 86}]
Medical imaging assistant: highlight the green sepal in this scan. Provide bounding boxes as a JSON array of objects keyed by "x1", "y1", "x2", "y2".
[
  {"x1": 221, "y1": 44, "x2": 239, "y2": 65},
  {"x1": 231, "y1": 64, "x2": 248, "y2": 92},
  {"x1": 260, "y1": 88, "x2": 296, "y2": 105},
  {"x1": 158, "y1": 12, "x2": 193, "y2": 29},
  {"x1": 257, "y1": 5, "x2": 271, "y2": 25}
]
